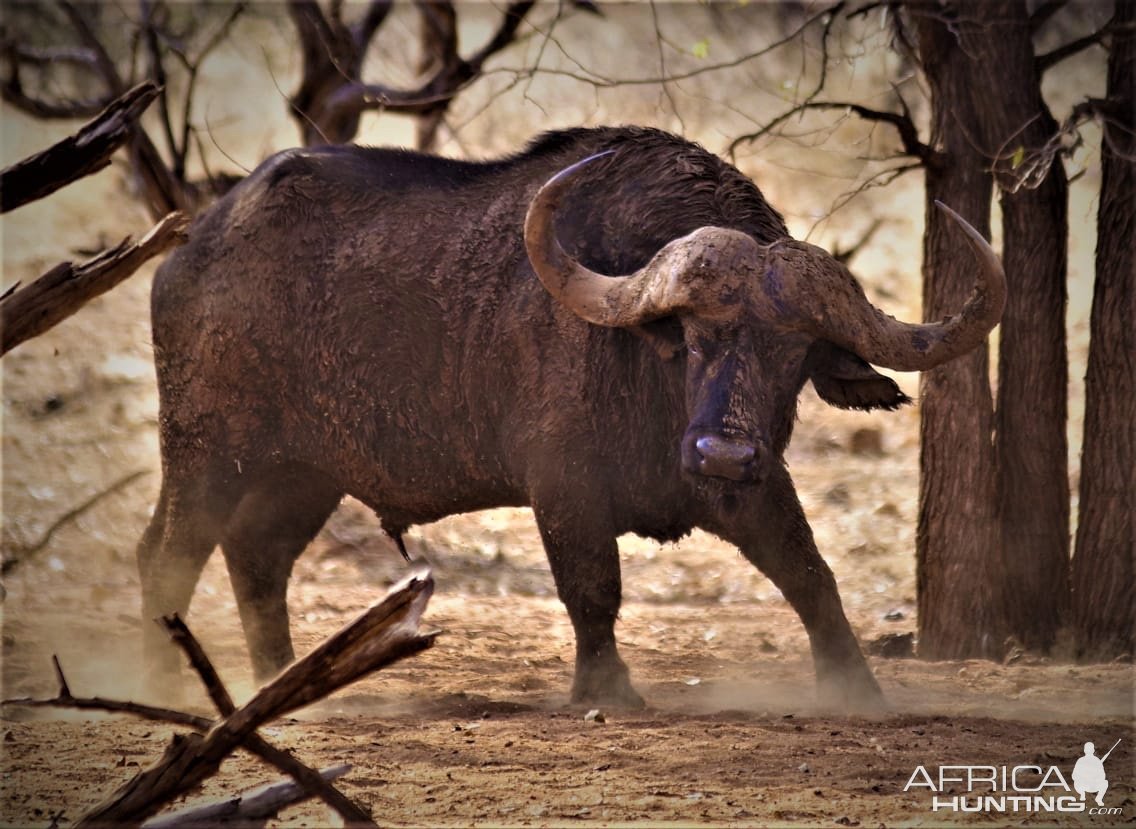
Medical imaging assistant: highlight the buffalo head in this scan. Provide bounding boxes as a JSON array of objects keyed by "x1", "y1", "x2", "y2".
[{"x1": 525, "y1": 152, "x2": 1006, "y2": 484}]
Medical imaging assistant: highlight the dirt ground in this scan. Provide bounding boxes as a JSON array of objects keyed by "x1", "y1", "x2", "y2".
[{"x1": 2, "y1": 15, "x2": 1134, "y2": 824}]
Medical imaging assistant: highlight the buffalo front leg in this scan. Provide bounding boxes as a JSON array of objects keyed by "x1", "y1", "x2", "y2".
[
  {"x1": 532, "y1": 498, "x2": 644, "y2": 709},
  {"x1": 713, "y1": 466, "x2": 885, "y2": 712}
]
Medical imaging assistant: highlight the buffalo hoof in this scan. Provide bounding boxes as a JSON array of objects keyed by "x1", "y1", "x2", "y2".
[
  {"x1": 142, "y1": 663, "x2": 188, "y2": 706},
  {"x1": 570, "y1": 664, "x2": 647, "y2": 710},
  {"x1": 817, "y1": 672, "x2": 889, "y2": 715}
]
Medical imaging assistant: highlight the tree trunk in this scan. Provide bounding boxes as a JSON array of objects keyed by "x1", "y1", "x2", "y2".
[
  {"x1": 911, "y1": 7, "x2": 1004, "y2": 659},
  {"x1": 981, "y1": 0, "x2": 1070, "y2": 653},
  {"x1": 415, "y1": 1, "x2": 458, "y2": 151},
  {"x1": 288, "y1": 0, "x2": 369, "y2": 146},
  {"x1": 1071, "y1": 0, "x2": 1136, "y2": 660}
]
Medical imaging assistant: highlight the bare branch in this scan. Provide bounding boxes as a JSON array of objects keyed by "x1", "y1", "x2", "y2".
[
  {"x1": 1030, "y1": 0, "x2": 1068, "y2": 33},
  {"x1": 352, "y1": 0, "x2": 394, "y2": 51},
  {"x1": 3, "y1": 44, "x2": 100, "y2": 67},
  {"x1": 0, "y1": 211, "x2": 190, "y2": 355},
  {"x1": 140, "y1": 1, "x2": 180, "y2": 178},
  {"x1": 496, "y1": 1, "x2": 845, "y2": 90},
  {"x1": 833, "y1": 218, "x2": 884, "y2": 265},
  {"x1": 320, "y1": 0, "x2": 536, "y2": 131},
  {"x1": 0, "y1": 81, "x2": 160, "y2": 212},
  {"x1": 77, "y1": 572, "x2": 435, "y2": 826},
  {"x1": 1036, "y1": 19, "x2": 1113, "y2": 74},
  {"x1": 5, "y1": 657, "x2": 372, "y2": 826},
  {"x1": 2, "y1": 471, "x2": 149, "y2": 575},
  {"x1": 58, "y1": 0, "x2": 125, "y2": 92},
  {"x1": 193, "y1": 3, "x2": 247, "y2": 64},
  {"x1": 810, "y1": 161, "x2": 922, "y2": 236},
  {"x1": 465, "y1": 1, "x2": 537, "y2": 73},
  {"x1": 649, "y1": 0, "x2": 684, "y2": 132},
  {"x1": 0, "y1": 72, "x2": 110, "y2": 120},
  {"x1": 51, "y1": 655, "x2": 72, "y2": 700},
  {"x1": 1, "y1": 689, "x2": 211, "y2": 731},
  {"x1": 5, "y1": 574, "x2": 437, "y2": 827},
  {"x1": 161, "y1": 614, "x2": 236, "y2": 714},
  {"x1": 158, "y1": 613, "x2": 375, "y2": 825},
  {"x1": 732, "y1": 99, "x2": 937, "y2": 165},
  {"x1": 724, "y1": 7, "x2": 849, "y2": 160}
]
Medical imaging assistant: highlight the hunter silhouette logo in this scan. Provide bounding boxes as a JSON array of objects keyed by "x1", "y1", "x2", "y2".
[
  {"x1": 1073, "y1": 739, "x2": 1120, "y2": 807},
  {"x1": 904, "y1": 738, "x2": 1125, "y2": 816}
]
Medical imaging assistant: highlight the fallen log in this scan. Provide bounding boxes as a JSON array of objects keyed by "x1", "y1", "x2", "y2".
[{"x1": 139, "y1": 764, "x2": 351, "y2": 828}]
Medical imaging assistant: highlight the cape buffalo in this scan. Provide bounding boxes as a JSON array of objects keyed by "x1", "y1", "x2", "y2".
[{"x1": 140, "y1": 126, "x2": 1004, "y2": 710}]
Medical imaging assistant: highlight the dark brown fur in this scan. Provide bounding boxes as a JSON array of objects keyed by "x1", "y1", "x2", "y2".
[{"x1": 141, "y1": 127, "x2": 901, "y2": 709}]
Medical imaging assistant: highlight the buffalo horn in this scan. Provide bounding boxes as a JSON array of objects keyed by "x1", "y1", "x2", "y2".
[
  {"x1": 524, "y1": 152, "x2": 756, "y2": 327},
  {"x1": 785, "y1": 201, "x2": 1006, "y2": 372},
  {"x1": 527, "y1": 156, "x2": 1005, "y2": 371}
]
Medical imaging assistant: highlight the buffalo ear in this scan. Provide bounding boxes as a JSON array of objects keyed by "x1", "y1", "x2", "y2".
[
  {"x1": 631, "y1": 318, "x2": 684, "y2": 361},
  {"x1": 808, "y1": 342, "x2": 912, "y2": 411}
]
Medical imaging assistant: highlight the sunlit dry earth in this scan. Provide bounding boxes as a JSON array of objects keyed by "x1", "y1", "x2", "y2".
[{"x1": 2, "y1": 7, "x2": 1133, "y2": 824}]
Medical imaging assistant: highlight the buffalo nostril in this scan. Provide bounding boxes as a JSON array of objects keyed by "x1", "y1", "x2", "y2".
[{"x1": 695, "y1": 435, "x2": 756, "y2": 465}]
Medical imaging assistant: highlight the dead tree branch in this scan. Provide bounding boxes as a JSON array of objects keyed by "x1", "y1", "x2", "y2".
[
  {"x1": 3, "y1": 572, "x2": 436, "y2": 826},
  {"x1": 3, "y1": 661, "x2": 368, "y2": 825},
  {"x1": 490, "y1": 0, "x2": 839, "y2": 92},
  {"x1": 140, "y1": 765, "x2": 352, "y2": 828},
  {"x1": 2, "y1": 656, "x2": 213, "y2": 731},
  {"x1": 833, "y1": 218, "x2": 884, "y2": 265},
  {"x1": 0, "y1": 82, "x2": 160, "y2": 213},
  {"x1": 725, "y1": 5, "x2": 854, "y2": 161},
  {"x1": 1030, "y1": 0, "x2": 1068, "y2": 33},
  {"x1": 1037, "y1": 17, "x2": 1114, "y2": 74},
  {"x1": 161, "y1": 614, "x2": 236, "y2": 713},
  {"x1": 75, "y1": 571, "x2": 436, "y2": 827},
  {"x1": 730, "y1": 99, "x2": 940, "y2": 166},
  {"x1": 3, "y1": 2, "x2": 245, "y2": 218},
  {"x1": 991, "y1": 96, "x2": 1130, "y2": 195},
  {"x1": 0, "y1": 211, "x2": 189, "y2": 356},
  {"x1": 158, "y1": 613, "x2": 374, "y2": 825},
  {"x1": 289, "y1": 0, "x2": 537, "y2": 147}
]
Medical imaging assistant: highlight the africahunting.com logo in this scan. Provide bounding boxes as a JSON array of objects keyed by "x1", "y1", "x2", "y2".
[{"x1": 904, "y1": 738, "x2": 1124, "y2": 816}]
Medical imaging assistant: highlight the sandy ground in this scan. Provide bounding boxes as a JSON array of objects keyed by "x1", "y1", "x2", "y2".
[{"x1": 2, "y1": 7, "x2": 1133, "y2": 824}]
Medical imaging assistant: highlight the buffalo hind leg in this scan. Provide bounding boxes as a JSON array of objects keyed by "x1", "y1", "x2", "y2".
[
  {"x1": 714, "y1": 466, "x2": 885, "y2": 712},
  {"x1": 532, "y1": 497, "x2": 644, "y2": 709},
  {"x1": 137, "y1": 478, "x2": 233, "y2": 693},
  {"x1": 220, "y1": 469, "x2": 341, "y2": 684}
]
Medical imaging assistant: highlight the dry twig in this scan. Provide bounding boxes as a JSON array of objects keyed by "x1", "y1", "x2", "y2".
[{"x1": 1, "y1": 471, "x2": 149, "y2": 577}]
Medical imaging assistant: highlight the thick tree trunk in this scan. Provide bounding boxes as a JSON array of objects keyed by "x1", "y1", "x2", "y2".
[
  {"x1": 911, "y1": 8, "x2": 1004, "y2": 659},
  {"x1": 981, "y1": 0, "x2": 1070, "y2": 653},
  {"x1": 288, "y1": 0, "x2": 370, "y2": 146},
  {"x1": 1071, "y1": 0, "x2": 1136, "y2": 660}
]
